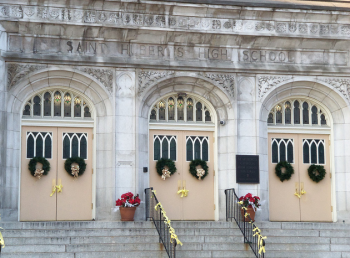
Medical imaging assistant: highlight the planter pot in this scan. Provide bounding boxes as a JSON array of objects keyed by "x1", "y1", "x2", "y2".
[
  {"x1": 240, "y1": 207, "x2": 256, "y2": 222},
  {"x1": 119, "y1": 207, "x2": 137, "y2": 221}
]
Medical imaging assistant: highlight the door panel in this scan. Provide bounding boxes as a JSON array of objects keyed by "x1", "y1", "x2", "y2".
[
  {"x1": 20, "y1": 126, "x2": 58, "y2": 221},
  {"x1": 269, "y1": 133, "x2": 332, "y2": 222},
  {"x1": 149, "y1": 130, "x2": 183, "y2": 220},
  {"x1": 182, "y1": 132, "x2": 214, "y2": 220},
  {"x1": 269, "y1": 134, "x2": 300, "y2": 221},
  {"x1": 57, "y1": 128, "x2": 93, "y2": 221},
  {"x1": 299, "y1": 135, "x2": 331, "y2": 221},
  {"x1": 149, "y1": 130, "x2": 215, "y2": 220}
]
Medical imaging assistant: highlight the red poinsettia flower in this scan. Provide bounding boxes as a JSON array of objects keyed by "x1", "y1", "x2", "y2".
[{"x1": 116, "y1": 192, "x2": 140, "y2": 207}]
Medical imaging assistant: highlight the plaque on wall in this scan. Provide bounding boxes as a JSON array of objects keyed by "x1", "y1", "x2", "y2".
[{"x1": 236, "y1": 155, "x2": 259, "y2": 184}]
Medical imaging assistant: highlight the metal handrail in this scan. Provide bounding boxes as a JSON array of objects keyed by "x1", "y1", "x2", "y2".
[
  {"x1": 145, "y1": 187, "x2": 177, "y2": 258},
  {"x1": 225, "y1": 188, "x2": 265, "y2": 258}
]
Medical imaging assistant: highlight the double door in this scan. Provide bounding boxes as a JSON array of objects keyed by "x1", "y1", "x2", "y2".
[
  {"x1": 149, "y1": 130, "x2": 214, "y2": 220},
  {"x1": 268, "y1": 133, "x2": 332, "y2": 221},
  {"x1": 20, "y1": 126, "x2": 93, "y2": 221}
]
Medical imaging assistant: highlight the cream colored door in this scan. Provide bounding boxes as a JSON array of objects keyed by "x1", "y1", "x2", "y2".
[
  {"x1": 299, "y1": 135, "x2": 331, "y2": 221},
  {"x1": 57, "y1": 128, "x2": 93, "y2": 220},
  {"x1": 149, "y1": 130, "x2": 214, "y2": 220},
  {"x1": 269, "y1": 133, "x2": 332, "y2": 222},
  {"x1": 20, "y1": 126, "x2": 93, "y2": 221},
  {"x1": 20, "y1": 126, "x2": 58, "y2": 221}
]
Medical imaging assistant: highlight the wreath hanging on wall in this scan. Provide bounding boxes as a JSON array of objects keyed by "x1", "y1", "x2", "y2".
[
  {"x1": 156, "y1": 158, "x2": 177, "y2": 180},
  {"x1": 64, "y1": 157, "x2": 87, "y2": 179},
  {"x1": 308, "y1": 164, "x2": 326, "y2": 183},
  {"x1": 275, "y1": 161, "x2": 294, "y2": 182},
  {"x1": 28, "y1": 157, "x2": 51, "y2": 179},
  {"x1": 189, "y1": 159, "x2": 209, "y2": 180}
]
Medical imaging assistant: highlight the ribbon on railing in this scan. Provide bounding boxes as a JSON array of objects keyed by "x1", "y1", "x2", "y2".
[
  {"x1": 151, "y1": 190, "x2": 156, "y2": 198},
  {"x1": 177, "y1": 189, "x2": 189, "y2": 198},
  {"x1": 0, "y1": 228, "x2": 5, "y2": 249},
  {"x1": 238, "y1": 199, "x2": 267, "y2": 255},
  {"x1": 154, "y1": 201, "x2": 183, "y2": 246}
]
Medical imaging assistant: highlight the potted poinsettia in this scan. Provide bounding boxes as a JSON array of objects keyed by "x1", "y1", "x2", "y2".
[
  {"x1": 239, "y1": 193, "x2": 261, "y2": 222},
  {"x1": 116, "y1": 192, "x2": 141, "y2": 221}
]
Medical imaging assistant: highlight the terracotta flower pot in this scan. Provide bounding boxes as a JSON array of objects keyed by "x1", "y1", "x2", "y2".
[
  {"x1": 119, "y1": 206, "x2": 137, "y2": 221},
  {"x1": 241, "y1": 207, "x2": 256, "y2": 222}
]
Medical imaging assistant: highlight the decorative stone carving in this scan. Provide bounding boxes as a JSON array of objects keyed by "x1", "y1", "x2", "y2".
[
  {"x1": 317, "y1": 78, "x2": 350, "y2": 102},
  {"x1": 3, "y1": 4, "x2": 350, "y2": 39},
  {"x1": 258, "y1": 76, "x2": 292, "y2": 99},
  {"x1": 7, "y1": 63, "x2": 47, "y2": 89},
  {"x1": 138, "y1": 70, "x2": 175, "y2": 95},
  {"x1": 199, "y1": 72, "x2": 235, "y2": 98},
  {"x1": 76, "y1": 67, "x2": 113, "y2": 94}
]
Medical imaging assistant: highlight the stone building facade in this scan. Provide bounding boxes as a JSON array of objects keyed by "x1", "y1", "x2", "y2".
[{"x1": 0, "y1": 0, "x2": 350, "y2": 222}]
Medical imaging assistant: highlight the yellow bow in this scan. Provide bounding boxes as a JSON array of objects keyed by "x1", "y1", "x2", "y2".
[
  {"x1": 294, "y1": 192, "x2": 301, "y2": 198},
  {"x1": 151, "y1": 190, "x2": 157, "y2": 197},
  {"x1": 0, "y1": 230, "x2": 5, "y2": 249},
  {"x1": 56, "y1": 184, "x2": 63, "y2": 193},
  {"x1": 50, "y1": 185, "x2": 57, "y2": 197},
  {"x1": 258, "y1": 236, "x2": 267, "y2": 254},
  {"x1": 177, "y1": 189, "x2": 189, "y2": 197},
  {"x1": 155, "y1": 202, "x2": 162, "y2": 211},
  {"x1": 301, "y1": 189, "x2": 306, "y2": 195}
]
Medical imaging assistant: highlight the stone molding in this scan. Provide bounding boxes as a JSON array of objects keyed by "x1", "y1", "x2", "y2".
[
  {"x1": 258, "y1": 75, "x2": 350, "y2": 102},
  {"x1": 75, "y1": 67, "x2": 113, "y2": 94},
  {"x1": 258, "y1": 75, "x2": 292, "y2": 99},
  {"x1": 138, "y1": 70, "x2": 235, "y2": 98},
  {"x1": 317, "y1": 77, "x2": 350, "y2": 102},
  {"x1": 2, "y1": 4, "x2": 350, "y2": 39},
  {"x1": 7, "y1": 63, "x2": 113, "y2": 94},
  {"x1": 7, "y1": 63, "x2": 47, "y2": 90}
]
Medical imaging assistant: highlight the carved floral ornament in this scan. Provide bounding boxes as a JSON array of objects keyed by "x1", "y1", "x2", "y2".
[
  {"x1": 258, "y1": 75, "x2": 350, "y2": 103},
  {"x1": 6, "y1": 63, "x2": 113, "y2": 94},
  {"x1": 138, "y1": 70, "x2": 235, "y2": 99},
  {"x1": 1, "y1": 4, "x2": 350, "y2": 39}
]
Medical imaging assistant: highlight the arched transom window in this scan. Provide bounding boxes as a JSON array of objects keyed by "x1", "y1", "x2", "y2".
[
  {"x1": 22, "y1": 90, "x2": 92, "y2": 119},
  {"x1": 150, "y1": 94, "x2": 212, "y2": 123},
  {"x1": 267, "y1": 99, "x2": 327, "y2": 126}
]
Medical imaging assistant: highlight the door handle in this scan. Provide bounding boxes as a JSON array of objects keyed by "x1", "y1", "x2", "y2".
[
  {"x1": 294, "y1": 182, "x2": 301, "y2": 199},
  {"x1": 178, "y1": 180, "x2": 181, "y2": 191},
  {"x1": 50, "y1": 179, "x2": 57, "y2": 197}
]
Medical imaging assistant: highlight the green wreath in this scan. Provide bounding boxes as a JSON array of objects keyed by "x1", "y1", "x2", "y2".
[
  {"x1": 308, "y1": 164, "x2": 326, "y2": 183},
  {"x1": 28, "y1": 156, "x2": 50, "y2": 178},
  {"x1": 189, "y1": 159, "x2": 209, "y2": 180},
  {"x1": 64, "y1": 157, "x2": 87, "y2": 178},
  {"x1": 156, "y1": 158, "x2": 177, "y2": 177},
  {"x1": 275, "y1": 161, "x2": 294, "y2": 182}
]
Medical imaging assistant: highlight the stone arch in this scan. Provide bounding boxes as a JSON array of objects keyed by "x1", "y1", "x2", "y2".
[
  {"x1": 4, "y1": 67, "x2": 114, "y2": 221},
  {"x1": 259, "y1": 79, "x2": 350, "y2": 221},
  {"x1": 137, "y1": 75, "x2": 235, "y2": 221}
]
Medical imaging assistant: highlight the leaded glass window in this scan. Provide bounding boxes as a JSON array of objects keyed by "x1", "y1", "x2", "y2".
[
  {"x1": 22, "y1": 90, "x2": 92, "y2": 119},
  {"x1": 153, "y1": 135, "x2": 177, "y2": 161},
  {"x1": 149, "y1": 94, "x2": 213, "y2": 123},
  {"x1": 62, "y1": 133, "x2": 88, "y2": 159},
  {"x1": 302, "y1": 139, "x2": 325, "y2": 164},
  {"x1": 26, "y1": 132, "x2": 52, "y2": 159},
  {"x1": 186, "y1": 136, "x2": 209, "y2": 161},
  {"x1": 267, "y1": 99, "x2": 328, "y2": 126},
  {"x1": 271, "y1": 138, "x2": 294, "y2": 163}
]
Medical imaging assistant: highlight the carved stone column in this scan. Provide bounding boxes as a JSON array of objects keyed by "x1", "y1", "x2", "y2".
[{"x1": 115, "y1": 69, "x2": 138, "y2": 219}]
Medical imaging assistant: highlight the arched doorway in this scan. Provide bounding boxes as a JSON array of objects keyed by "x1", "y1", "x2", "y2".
[
  {"x1": 267, "y1": 97, "x2": 332, "y2": 221},
  {"x1": 20, "y1": 88, "x2": 94, "y2": 221},
  {"x1": 149, "y1": 93, "x2": 216, "y2": 220}
]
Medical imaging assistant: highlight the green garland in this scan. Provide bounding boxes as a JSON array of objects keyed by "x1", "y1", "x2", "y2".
[
  {"x1": 308, "y1": 164, "x2": 326, "y2": 183},
  {"x1": 156, "y1": 158, "x2": 177, "y2": 177},
  {"x1": 189, "y1": 159, "x2": 209, "y2": 180},
  {"x1": 64, "y1": 157, "x2": 87, "y2": 178},
  {"x1": 28, "y1": 157, "x2": 50, "y2": 178},
  {"x1": 275, "y1": 161, "x2": 294, "y2": 182}
]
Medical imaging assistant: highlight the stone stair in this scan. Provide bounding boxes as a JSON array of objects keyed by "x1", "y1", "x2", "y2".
[{"x1": 0, "y1": 221, "x2": 349, "y2": 257}]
